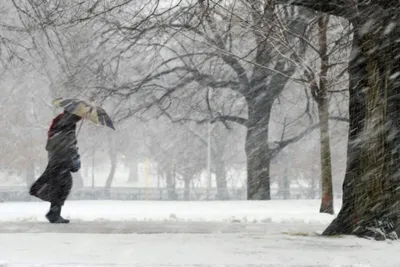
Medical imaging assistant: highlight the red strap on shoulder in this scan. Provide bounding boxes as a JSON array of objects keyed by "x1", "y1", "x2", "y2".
[{"x1": 48, "y1": 113, "x2": 64, "y2": 139}]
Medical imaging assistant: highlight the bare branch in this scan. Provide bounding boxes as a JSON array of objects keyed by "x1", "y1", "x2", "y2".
[
  {"x1": 271, "y1": 115, "x2": 348, "y2": 156},
  {"x1": 210, "y1": 115, "x2": 248, "y2": 127},
  {"x1": 274, "y1": 0, "x2": 356, "y2": 18},
  {"x1": 329, "y1": 116, "x2": 349, "y2": 123}
]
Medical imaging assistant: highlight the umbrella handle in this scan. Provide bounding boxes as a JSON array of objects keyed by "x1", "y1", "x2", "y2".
[
  {"x1": 76, "y1": 117, "x2": 85, "y2": 137},
  {"x1": 76, "y1": 110, "x2": 90, "y2": 137}
]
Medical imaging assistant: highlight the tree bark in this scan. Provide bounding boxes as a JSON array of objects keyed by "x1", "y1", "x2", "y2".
[
  {"x1": 318, "y1": 96, "x2": 334, "y2": 214},
  {"x1": 246, "y1": 101, "x2": 273, "y2": 200},
  {"x1": 309, "y1": 14, "x2": 334, "y2": 215},
  {"x1": 324, "y1": 9, "x2": 400, "y2": 238},
  {"x1": 323, "y1": 29, "x2": 365, "y2": 235}
]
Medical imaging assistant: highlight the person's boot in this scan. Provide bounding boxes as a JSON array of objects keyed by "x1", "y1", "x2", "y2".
[
  {"x1": 45, "y1": 205, "x2": 59, "y2": 223},
  {"x1": 46, "y1": 205, "x2": 69, "y2": 224},
  {"x1": 56, "y1": 205, "x2": 70, "y2": 224}
]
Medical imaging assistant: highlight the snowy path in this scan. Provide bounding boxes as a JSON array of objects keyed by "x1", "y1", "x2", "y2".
[
  {"x1": 0, "y1": 221, "x2": 322, "y2": 234},
  {"x1": 1, "y1": 231, "x2": 399, "y2": 267}
]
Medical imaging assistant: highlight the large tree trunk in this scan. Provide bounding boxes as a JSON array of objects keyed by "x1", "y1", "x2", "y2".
[
  {"x1": 246, "y1": 100, "x2": 273, "y2": 200},
  {"x1": 215, "y1": 160, "x2": 229, "y2": 200},
  {"x1": 324, "y1": 10, "x2": 400, "y2": 239}
]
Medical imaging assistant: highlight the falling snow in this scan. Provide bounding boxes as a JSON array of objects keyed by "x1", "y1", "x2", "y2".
[{"x1": 2, "y1": 0, "x2": 400, "y2": 266}]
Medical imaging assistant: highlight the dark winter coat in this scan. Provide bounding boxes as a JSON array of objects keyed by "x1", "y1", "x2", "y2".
[{"x1": 30, "y1": 113, "x2": 81, "y2": 206}]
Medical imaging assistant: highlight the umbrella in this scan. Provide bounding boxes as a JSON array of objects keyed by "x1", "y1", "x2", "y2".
[{"x1": 53, "y1": 97, "x2": 115, "y2": 130}]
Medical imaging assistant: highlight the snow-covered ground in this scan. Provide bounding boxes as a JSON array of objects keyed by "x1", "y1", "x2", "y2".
[
  {"x1": 0, "y1": 199, "x2": 340, "y2": 223},
  {"x1": 0, "y1": 199, "x2": 399, "y2": 267},
  {"x1": 1, "y1": 232, "x2": 399, "y2": 267}
]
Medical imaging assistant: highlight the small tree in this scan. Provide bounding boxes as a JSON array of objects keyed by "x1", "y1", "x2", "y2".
[{"x1": 302, "y1": 15, "x2": 351, "y2": 214}]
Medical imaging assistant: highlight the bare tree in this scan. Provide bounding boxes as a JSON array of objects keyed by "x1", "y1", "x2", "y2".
[
  {"x1": 144, "y1": 119, "x2": 207, "y2": 200},
  {"x1": 301, "y1": 15, "x2": 351, "y2": 214},
  {"x1": 10, "y1": 0, "x2": 337, "y2": 202},
  {"x1": 105, "y1": 134, "x2": 117, "y2": 190},
  {"x1": 79, "y1": 1, "x2": 317, "y2": 200},
  {"x1": 0, "y1": 66, "x2": 52, "y2": 187}
]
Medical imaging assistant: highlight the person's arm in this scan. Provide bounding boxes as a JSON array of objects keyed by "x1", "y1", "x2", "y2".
[
  {"x1": 65, "y1": 131, "x2": 81, "y2": 173},
  {"x1": 69, "y1": 147, "x2": 81, "y2": 173}
]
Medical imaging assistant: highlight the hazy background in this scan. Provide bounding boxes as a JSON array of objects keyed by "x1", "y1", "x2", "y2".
[{"x1": 0, "y1": 0, "x2": 350, "y2": 201}]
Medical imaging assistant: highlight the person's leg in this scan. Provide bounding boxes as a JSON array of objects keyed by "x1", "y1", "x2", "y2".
[
  {"x1": 46, "y1": 202, "x2": 64, "y2": 223},
  {"x1": 45, "y1": 172, "x2": 72, "y2": 224},
  {"x1": 48, "y1": 172, "x2": 73, "y2": 223},
  {"x1": 46, "y1": 202, "x2": 70, "y2": 223}
]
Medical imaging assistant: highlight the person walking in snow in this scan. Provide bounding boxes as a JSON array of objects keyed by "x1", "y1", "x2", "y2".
[{"x1": 30, "y1": 111, "x2": 82, "y2": 223}]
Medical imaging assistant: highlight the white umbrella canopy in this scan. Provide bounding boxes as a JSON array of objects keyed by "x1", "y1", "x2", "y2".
[{"x1": 52, "y1": 97, "x2": 115, "y2": 130}]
